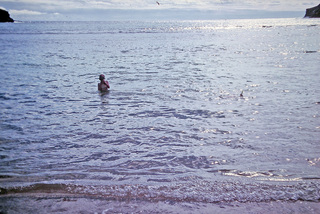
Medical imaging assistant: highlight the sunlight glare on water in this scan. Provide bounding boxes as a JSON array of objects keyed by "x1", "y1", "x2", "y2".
[{"x1": 0, "y1": 18, "x2": 319, "y2": 206}]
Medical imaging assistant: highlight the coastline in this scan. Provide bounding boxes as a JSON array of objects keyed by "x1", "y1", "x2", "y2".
[{"x1": 1, "y1": 194, "x2": 320, "y2": 214}]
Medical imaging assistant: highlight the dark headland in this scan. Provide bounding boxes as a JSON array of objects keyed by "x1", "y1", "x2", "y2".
[
  {"x1": 0, "y1": 9, "x2": 14, "y2": 22},
  {"x1": 304, "y1": 4, "x2": 320, "y2": 18}
]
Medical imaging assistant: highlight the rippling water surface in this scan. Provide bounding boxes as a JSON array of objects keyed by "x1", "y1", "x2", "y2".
[{"x1": 0, "y1": 19, "x2": 320, "y2": 210}]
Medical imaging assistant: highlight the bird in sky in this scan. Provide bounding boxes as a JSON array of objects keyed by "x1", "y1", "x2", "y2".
[{"x1": 156, "y1": 1, "x2": 160, "y2": 5}]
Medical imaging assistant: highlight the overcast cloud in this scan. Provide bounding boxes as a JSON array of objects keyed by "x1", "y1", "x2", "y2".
[{"x1": 1, "y1": 0, "x2": 319, "y2": 20}]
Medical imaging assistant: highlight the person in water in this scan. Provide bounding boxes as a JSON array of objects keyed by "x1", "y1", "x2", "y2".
[{"x1": 98, "y1": 74, "x2": 110, "y2": 91}]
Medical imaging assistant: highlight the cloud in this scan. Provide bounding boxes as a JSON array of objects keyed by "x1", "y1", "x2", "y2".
[
  {"x1": 1, "y1": 0, "x2": 319, "y2": 20},
  {"x1": 10, "y1": 9, "x2": 45, "y2": 15},
  {"x1": 2, "y1": 0, "x2": 320, "y2": 11},
  {"x1": 8, "y1": 9, "x2": 61, "y2": 21}
]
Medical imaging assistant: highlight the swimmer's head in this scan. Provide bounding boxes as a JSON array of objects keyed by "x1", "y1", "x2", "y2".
[{"x1": 99, "y1": 74, "x2": 105, "y2": 80}]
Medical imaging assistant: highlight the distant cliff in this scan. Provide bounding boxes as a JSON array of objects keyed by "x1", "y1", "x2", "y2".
[
  {"x1": 304, "y1": 4, "x2": 320, "y2": 18},
  {"x1": 0, "y1": 9, "x2": 14, "y2": 22}
]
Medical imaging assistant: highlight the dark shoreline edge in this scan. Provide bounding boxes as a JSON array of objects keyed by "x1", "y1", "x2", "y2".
[
  {"x1": 0, "y1": 195, "x2": 320, "y2": 214},
  {"x1": 304, "y1": 4, "x2": 320, "y2": 18},
  {"x1": 0, "y1": 9, "x2": 14, "y2": 22}
]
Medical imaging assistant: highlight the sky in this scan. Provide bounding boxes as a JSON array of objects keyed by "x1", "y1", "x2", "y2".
[{"x1": 1, "y1": 0, "x2": 319, "y2": 21}]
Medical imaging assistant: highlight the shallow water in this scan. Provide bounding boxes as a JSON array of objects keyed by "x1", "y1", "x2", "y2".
[{"x1": 0, "y1": 18, "x2": 320, "y2": 208}]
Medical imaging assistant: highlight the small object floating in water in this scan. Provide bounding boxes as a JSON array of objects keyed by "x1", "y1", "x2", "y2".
[{"x1": 240, "y1": 90, "x2": 244, "y2": 97}]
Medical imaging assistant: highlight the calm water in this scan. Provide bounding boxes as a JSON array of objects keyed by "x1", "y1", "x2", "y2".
[{"x1": 0, "y1": 18, "x2": 320, "y2": 207}]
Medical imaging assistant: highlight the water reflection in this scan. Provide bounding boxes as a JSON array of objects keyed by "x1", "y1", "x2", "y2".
[
  {"x1": 99, "y1": 90, "x2": 110, "y2": 106},
  {"x1": 1, "y1": 20, "x2": 320, "y2": 205}
]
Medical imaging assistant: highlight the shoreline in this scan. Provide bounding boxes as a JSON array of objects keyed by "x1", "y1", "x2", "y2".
[{"x1": 1, "y1": 194, "x2": 320, "y2": 214}]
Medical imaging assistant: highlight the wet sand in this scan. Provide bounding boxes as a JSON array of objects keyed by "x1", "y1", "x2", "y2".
[{"x1": 1, "y1": 194, "x2": 319, "y2": 214}]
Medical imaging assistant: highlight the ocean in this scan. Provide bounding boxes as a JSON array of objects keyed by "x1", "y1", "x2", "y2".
[{"x1": 0, "y1": 18, "x2": 320, "y2": 213}]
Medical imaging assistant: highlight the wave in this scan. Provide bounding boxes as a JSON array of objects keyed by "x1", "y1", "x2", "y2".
[{"x1": 1, "y1": 181, "x2": 319, "y2": 203}]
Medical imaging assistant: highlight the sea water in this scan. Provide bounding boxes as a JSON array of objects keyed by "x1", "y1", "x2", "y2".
[{"x1": 0, "y1": 18, "x2": 320, "y2": 212}]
